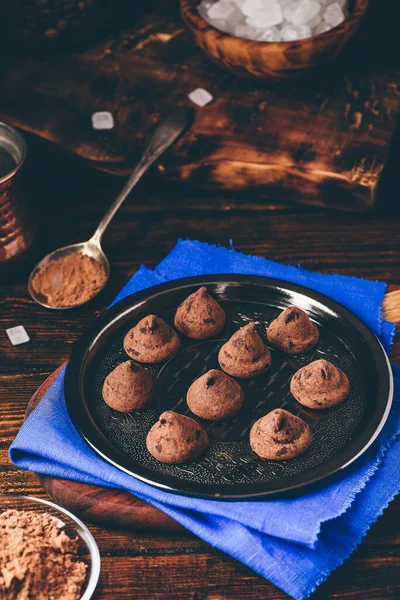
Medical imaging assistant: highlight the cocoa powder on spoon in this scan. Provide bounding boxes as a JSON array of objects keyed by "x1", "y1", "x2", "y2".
[{"x1": 31, "y1": 252, "x2": 106, "y2": 308}]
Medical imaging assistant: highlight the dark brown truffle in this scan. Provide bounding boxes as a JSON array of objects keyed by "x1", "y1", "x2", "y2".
[
  {"x1": 218, "y1": 322, "x2": 271, "y2": 378},
  {"x1": 124, "y1": 315, "x2": 180, "y2": 363},
  {"x1": 102, "y1": 360, "x2": 153, "y2": 412},
  {"x1": 187, "y1": 369, "x2": 245, "y2": 421},
  {"x1": 267, "y1": 306, "x2": 319, "y2": 354},
  {"x1": 146, "y1": 411, "x2": 208, "y2": 464},
  {"x1": 250, "y1": 409, "x2": 312, "y2": 460},
  {"x1": 174, "y1": 286, "x2": 226, "y2": 339},
  {"x1": 290, "y1": 359, "x2": 350, "y2": 409}
]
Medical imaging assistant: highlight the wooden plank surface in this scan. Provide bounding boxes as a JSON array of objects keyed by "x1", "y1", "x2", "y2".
[
  {"x1": 1, "y1": 136, "x2": 400, "y2": 598},
  {"x1": 0, "y1": 1, "x2": 400, "y2": 211}
]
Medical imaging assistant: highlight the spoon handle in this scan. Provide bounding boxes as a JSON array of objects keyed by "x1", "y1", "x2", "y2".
[{"x1": 91, "y1": 107, "x2": 193, "y2": 245}]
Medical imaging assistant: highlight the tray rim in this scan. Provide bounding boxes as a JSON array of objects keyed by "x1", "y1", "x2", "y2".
[{"x1": 64, "y1": 274, "x2": 394, "y2": 500}]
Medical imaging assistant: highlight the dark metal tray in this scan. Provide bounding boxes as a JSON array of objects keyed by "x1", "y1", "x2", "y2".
[{"x1": 64, "y1": 275, "x2": 393, "y2": 499}]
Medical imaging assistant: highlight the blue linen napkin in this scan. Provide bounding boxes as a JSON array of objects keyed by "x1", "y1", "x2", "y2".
[{"x1": 10, "y1": 240, "x2": 400, "y2": 600}]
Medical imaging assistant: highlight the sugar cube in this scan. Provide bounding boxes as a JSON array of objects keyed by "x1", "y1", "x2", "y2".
[
  {"x1": 324, "y1": 2, "x2": 345, "y2": 27},
  {"x1": 188, "y1": 88, "x2": 214, "y2": 107},
  {"x1": 198, "y1": 0, "x2": 349, "y2": 42},
  {"x1": 6, "y1": 325, "x2": 30, "y2": 346},
  {"x1": 91, "y1": 112, "x2": 114, "y2": 130}
]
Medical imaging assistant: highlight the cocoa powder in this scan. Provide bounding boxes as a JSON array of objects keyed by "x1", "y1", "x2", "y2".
[
  {"x1": 0, "y1": 509, "x2": 87, "y2": 600},
  {"x1": 31, "y1": 252, "x2": 106, "y2": 308}
]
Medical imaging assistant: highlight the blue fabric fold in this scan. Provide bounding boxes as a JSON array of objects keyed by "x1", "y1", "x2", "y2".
[{"x1": 10, "y1": 240, "x2": 400, "y2": 600}]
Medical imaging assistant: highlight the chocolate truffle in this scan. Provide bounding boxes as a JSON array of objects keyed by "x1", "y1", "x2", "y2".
[
  {"x1": 290, "y1": 359, "x2": 350, "y2": 409},
  {"x1": 187, "y1": 369, "x2": 245, "y2": 421},
  {"x1": 250, "y1": 409, "x2": 312, "y2": 460},
  {"x1": 174, "y1": 286, "x2": 226, "y2": 339},
  {"x1": 267, "y1": 306, "x2": 319, "y2": 354},
  {"x1": 102, "y1": 360, "x2": 153, "y2": 412},
  {"x1": 218, "y1": 322, "x2": 271, "y2": 378},
  {"x1": 146, "y1": 411, "x2": 208, "y2": 464},
  {"x1": 124, "y1": 315, "x2": 180, "y2": 363}
]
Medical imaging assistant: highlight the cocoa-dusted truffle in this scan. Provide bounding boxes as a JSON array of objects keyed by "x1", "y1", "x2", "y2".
[
  {"x1": 146, "y1": 411, "x2": 208, "y2": 464},
  {"x1": 124, "y1": 315, "x2": 180, "y2": 363},
  {"x1": 290, "y1": 359, "x2": 350, "y2": 409},
  {"x1": 174, "y1": 286, "x2": 226, "y2": 339},
  {"x1": 267, "y1": 306, "x2": 319, "y2": 354},
  {"x1": 218, "y1": 322, "x2": 271, "y2": 378},
  {"x1": 102, "y1": 360, "x2": 153, "y2": 412},
  {"x1": 250, "y1": 409, "x2": 312, "y2": 460},
  {"x1": 187, "y1": 369, "x2": 244, "y2": 421}
]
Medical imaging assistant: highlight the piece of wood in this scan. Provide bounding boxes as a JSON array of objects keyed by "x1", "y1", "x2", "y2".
[
  {"x1": 23, "y1": 286, "x2": 400, "y2": 532},
  {"x1": 180, "y1": 0, "x2": 368, "y2": 80},
  {"x1": 0, "y1": 1, "x2": 399, "y2": 211}
]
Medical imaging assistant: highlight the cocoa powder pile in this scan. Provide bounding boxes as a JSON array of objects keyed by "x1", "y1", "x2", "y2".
[
  {"x1": 0, "y1": 509, "x2": 87, "y2": 600},
  {"x1": 31, "y1": 252, "x2": 106, "y2": 308}
]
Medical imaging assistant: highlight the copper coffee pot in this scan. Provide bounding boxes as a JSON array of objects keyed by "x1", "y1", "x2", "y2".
[{"x1": 0, "y1": 123, "x2": 35, "y2": 265}]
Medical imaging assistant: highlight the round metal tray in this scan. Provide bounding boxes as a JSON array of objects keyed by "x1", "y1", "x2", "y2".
[{"x1": 64, "y1": 275, "x2": 393, "y2": 499}]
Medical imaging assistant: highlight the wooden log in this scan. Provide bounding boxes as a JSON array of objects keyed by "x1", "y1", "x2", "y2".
[{"x1": 0, "y1": 1, "x2": 399, "y2": 211}]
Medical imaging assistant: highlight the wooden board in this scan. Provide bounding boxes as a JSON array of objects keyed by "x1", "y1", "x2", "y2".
[
  {"x1": 1, "y1": 0, "x2": 400, "y2": 212},
  {"x1": 24, "y1": 285, "x2": 400, "y2": 531},
  {"x1": 3, "y1": 146, "x2": 400, "y2": 600}
]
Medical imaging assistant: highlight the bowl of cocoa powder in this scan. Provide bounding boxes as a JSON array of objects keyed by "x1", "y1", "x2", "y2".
[{"x1": 0, "y1": 495, "x2": 100, "y2": 600}]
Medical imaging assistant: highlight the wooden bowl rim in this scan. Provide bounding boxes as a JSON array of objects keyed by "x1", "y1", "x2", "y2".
[{"x1": 180, "y1": 0, "x2": 369, "y2": 49}]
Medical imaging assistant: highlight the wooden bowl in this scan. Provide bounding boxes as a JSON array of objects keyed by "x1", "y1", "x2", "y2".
[{"x1": 180, "y1": 0, "x2": 369, "y2": 80}]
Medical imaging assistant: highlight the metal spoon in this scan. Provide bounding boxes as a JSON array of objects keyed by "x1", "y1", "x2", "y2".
[{"x1": 28, "y1": 107, "x2": 193, "y2": 309}]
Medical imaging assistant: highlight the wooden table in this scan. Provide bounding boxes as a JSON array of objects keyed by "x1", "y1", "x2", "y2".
[{"x1": 1, "y1": 133, "x2": 400, "y2": 599}]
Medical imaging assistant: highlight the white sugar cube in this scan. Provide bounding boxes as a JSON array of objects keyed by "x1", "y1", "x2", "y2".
[
  {"x1": 242, "y1": 0, "x2": 264, "y2": 17},
  {"x1": 308, "y1": 14, "x2": 322, "y2": 29},
  {"x1": 324, "y1": 2, "x2": 345, "y2": 27},
  {"x1": 257, "y1": 26, "x2": 281, "y2": 42},
  {"x1": 221, "y1": 7, "x2": 244, "y2": 30},
  {"x1": 234, "y1": 24, "x2": 256, "y2": 39},
  {"x1": 91, "y1": 112, "x2": 114, "y2": 130},
  {"x1": 224, "y1": 16, "x2": 246, "y2": 35},
  {"x1": 295, "y1": 24, "x2": 311, "y2": 39},
  {"x1": 282, "y1": 1, "x2": 295, "y2": 19},
  {"x1": 231, "y1": 0, "x2": 247, "y2": 8},
  {"x1": 208, "y1": 0, "x2": 235, "y2": 20},
  {"x1": 188, "y1": 88, "x2": 214, "y2": 107},
  {"x1": 199, "y1": 0, "x2": 213, "y2": 8},
  {"x1": 247, "y1": 2, "x2": 283, "y2": 28},
  {"x1": 198, "y1": 1, "x2": 213, "y2": 20},
  {"x1": 212, "y1": 18, "x2": 228, "y2": 31},
  {"x1": 319, "y1": 0, "x2": 346, "y2": 5},
  {"x1": 284, "y1": 0, "x2": 320, "y2": 25},
  {"x1": 313, "y1": 19, "x2": 332, "y2": 34},
  {"x1": 6, "y1": 325, "x2": 30, "y2": 346},
  {"x1": 281, "y1": 23, "x2": 311, "y2": 40},
  {"x1": 281, "y1": 25, "x2": 298, "y2": 41}
]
